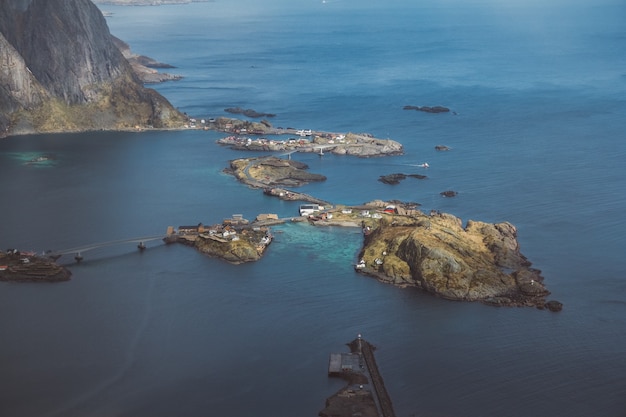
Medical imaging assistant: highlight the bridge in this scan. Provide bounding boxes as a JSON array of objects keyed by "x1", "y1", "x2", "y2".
[
  {"x1": 304, "y1": 144, "x2": 337, "y2": 156},
  {"x1": 278, "y1": 143, "x2": 337, "y2": 159},
  {"x1": 49, "y1": 235, "x2": 167, "y2": 262}
]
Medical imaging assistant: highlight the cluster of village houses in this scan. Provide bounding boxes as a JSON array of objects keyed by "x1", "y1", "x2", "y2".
[
  {"x1": 167, "y1": 214, "x2": 276, "y2": 246},
  {"x1": 217, "y1": 132, "x2": 349, "y2": 152}
]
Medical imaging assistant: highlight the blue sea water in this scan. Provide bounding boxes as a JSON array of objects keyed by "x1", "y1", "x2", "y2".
[{"x1": 1, "y1": 1, "x2": 626, "y2": 416}]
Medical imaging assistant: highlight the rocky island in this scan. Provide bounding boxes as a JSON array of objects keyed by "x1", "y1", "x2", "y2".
[
  {"x1": 378, "y1": 173, "x2": 427, "y2": 185},
  {"x1": 214, "y1": 117, "x2": 403, "y2": 157},
  {"x1": 218, "y1": 132, "x2": 403, "y2": 157},
  {"x1": 403, "y1": 104, "x2": 450, "y2": 113},
  {"x1": 165, "y1": 217, "x2": 274, "y2": 264},
  {"x1": 342, "y1": 201, "x2": 560, "y2": 310},
  {"x1": 226, "y1": 156, "x2": 326, "y2": 188},
  {"x1": 224, "y1": 107, "x2": 276, "y2": 118},
  {"x1": 0, "y1": 250, "x2": 71, "y2": 282},
  {"x1": 224, "y1": 156, "x2": 332, "y2": 205}
]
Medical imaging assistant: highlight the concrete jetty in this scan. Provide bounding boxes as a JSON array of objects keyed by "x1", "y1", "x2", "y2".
[{"x1": 321, "y1": 335, "x2": 396, "y2": 417}]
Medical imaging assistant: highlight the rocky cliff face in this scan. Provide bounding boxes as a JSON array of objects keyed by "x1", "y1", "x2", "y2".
[
  {"x1": 0, "y1": 0, "x2": 185, "y2": 137},
  {"x1": 0, "y1": 33, "x2": 49, "y2": 134},
  {"x1": 356, "y1": 208, "x2": 561, "y2": 309}
]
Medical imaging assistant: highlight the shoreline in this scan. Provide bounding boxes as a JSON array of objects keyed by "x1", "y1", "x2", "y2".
[
  {"x1": 2, "y1": 113, "x2": 403, "y2": 162},
  {"x1": 1, "y1": 117, "x2": 399, "y2": 149},
  {"x1": 2, "y1": 118, "x2": 562, "y2": 311}
]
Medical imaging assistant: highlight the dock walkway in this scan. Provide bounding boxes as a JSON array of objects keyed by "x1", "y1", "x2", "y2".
[
  {"x1": 325, "y1": 335, "x2": 396, "y2": 417},
  {"x1": 351, "y1": 337, "x2": 396, "y2": 417}
]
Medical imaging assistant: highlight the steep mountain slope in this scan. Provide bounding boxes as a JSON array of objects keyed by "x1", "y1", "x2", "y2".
[{"x1": 0, "y1": 0, "x2": 185, "y2": 137}]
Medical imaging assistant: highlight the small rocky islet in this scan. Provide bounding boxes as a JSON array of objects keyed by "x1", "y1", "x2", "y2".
[
  {"x1": 378, "y1": 173, "x2": 427, "y2": 185},
  {"x1": 403, "y1": 104, "x2": 451, "y2": 113},
  {"x1": 225, "y1": 156, "x2": 327, "y2": 189},
  {"x1": 215, "y1": 119, "x2": 404, "y2": 158},
  {"x1": 224, "y1": 107, "x2": 276, "y2": 118},
  {"x1": 352, "y1": 202, "x2": 560, "y2": 310},
  {"x1": 306, "y1": 200, "x2": 560, "y2": 310},
  {"x1": 166, "y1": 219, "x2": 274, "y2": 265},
  {"x1": 0, "y1": 250, "x2": 71, "y2": 282}
]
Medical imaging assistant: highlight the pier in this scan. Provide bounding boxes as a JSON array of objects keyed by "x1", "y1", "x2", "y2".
[
  {"x1": 322, "y1": 335, "x2": 396, "y2": 417},
  {"x1": 352, "y1": 336, "x2": 396, "y2": 417}
]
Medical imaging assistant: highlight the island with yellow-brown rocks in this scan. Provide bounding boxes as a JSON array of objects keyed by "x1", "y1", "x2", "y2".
[
  {"x1": 349, "y1": 201, "x2": 561, "y2": 310},
  {"x1": 164, "y1": 216, "x2": 275, "y2": 265},
  {"x1": 309, "y1": 201, "x2": 561, "y2": 311}
]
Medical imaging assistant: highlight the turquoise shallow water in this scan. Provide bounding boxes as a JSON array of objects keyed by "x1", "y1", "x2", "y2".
[{"x1": 1, "y1": 1, "x2": 626, "y2": 416}]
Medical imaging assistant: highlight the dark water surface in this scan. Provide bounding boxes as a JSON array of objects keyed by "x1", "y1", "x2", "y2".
[{"x1": 1, "y1": 1, "x2": 625, "y2": 416}]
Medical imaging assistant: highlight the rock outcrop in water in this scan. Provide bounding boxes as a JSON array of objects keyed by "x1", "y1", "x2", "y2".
[
  {"x1": 378, "y1": 173, "x2": 427, "y2": 185},
  {"x1": 224, "y1": 107, "x2": 276, "y2": 118},
  {"x1": 350, "y1": 201, "x2": 560, "y2": 309},
  {"x1": 170, "y1": 223, "x2": 274, "y2": 264},
  {"x1": 226, "y1": 156, "x2": 327, "y2": 188},
  {"x1": 403, "y1": 105, "x2": 450, "y2": 113},
  {"x1": 0, "y1": 0, "x2": 185, "y2": 138},
  {"x1": 0, "y1": 250, "x2": 71, "y2": 282},
  {"x1": 111, "y1": 36, "x2": 182, "y2": 84}
]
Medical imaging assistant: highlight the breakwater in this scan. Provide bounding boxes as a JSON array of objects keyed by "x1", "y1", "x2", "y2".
[
  {"x1": 349, "y1": 337, "x2": 396, "y2": 417},
  {"x1": 322, "y1": 336, "x2": 395, "y2": 417}
]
